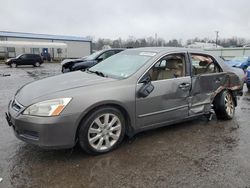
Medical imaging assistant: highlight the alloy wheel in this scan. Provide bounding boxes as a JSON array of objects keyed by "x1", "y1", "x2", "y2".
[
  {"x1": 88, "y1": 113, "x2": 122, "y2": 151},
  {"x1": 224, "y1": 92, "x2": 234, "y2": 117},
  {"x1": 35, "y1": 62, "x2": 40, "y2": 67}
]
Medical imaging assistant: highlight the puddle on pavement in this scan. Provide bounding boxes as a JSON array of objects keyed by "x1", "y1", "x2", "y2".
[{"x1": 26, "y1": 70, "x2": 60, "y2": 80}]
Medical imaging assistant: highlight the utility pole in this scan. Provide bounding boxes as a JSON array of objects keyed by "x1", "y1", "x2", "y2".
[
  {"x1": 155, "y1": 33, "x2": 158, "y2": 46},
  {"x1": 215, "y1": 31, "x2": 219, "y2": 48}
]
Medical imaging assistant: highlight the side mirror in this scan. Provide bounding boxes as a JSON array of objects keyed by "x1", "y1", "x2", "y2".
[
  {"x1": 140, "y1": 73, "x2": 151, "y2": 84},
  {"x1": 137, "y1": 73, "x2": 154, "y2": 98}
]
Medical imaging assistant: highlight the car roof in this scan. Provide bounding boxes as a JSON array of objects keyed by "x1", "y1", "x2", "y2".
[
  {"x1": 102, "y1": 48, "x2": 125, "y2": 52},
  {"x1": 21, "y1": 53, "x2": 40, "y2": 55},
  {"x1": 126, "y1": 47, "x2": 207, "y2": 54}
]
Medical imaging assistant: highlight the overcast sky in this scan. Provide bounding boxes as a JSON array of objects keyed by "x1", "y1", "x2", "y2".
[{"x1": 1, "y1": 0, "x2": 250, "y2": 42}]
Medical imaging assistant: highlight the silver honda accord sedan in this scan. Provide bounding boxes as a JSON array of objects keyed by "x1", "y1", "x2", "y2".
[{"x1": 6, "y1": 47, "x2": 244, "y2": 154}]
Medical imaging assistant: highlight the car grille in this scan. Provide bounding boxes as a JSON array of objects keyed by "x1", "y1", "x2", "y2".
[{"x1": 12, "y1": 100, "x2": 24, "y2": 112}]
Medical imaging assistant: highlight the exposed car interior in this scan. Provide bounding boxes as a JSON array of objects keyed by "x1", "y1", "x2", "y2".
[
  {"x1": 191, "y1": 54, "x2": 221, "y2": 75},
  {"x1": 149, "y1": 54, "x2": 185, "y2": 81}
]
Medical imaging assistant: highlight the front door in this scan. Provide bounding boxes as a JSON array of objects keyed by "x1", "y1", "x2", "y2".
[
  {"x1": 136, "y1": 53, "x2": 191, "y2": 129},
  {"x1": 19, "y1": 54, "x2": 29, "y2": 65}
]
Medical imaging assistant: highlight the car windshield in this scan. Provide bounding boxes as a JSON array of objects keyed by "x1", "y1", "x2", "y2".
[
  {"x1": 88, "y1": 51, "x2": 155, "y2": 79},
  {"x1": 16, "y1": 54, "x2": 23, "y2": 58},
  {"x1": 231, "y1": 56, "x2": 248, "y2": 61},
  {"x1": 85, "y1": 50, "x2": 103, "y2": 61}
]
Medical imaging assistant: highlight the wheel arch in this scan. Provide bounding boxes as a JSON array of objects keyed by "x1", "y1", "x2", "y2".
[
  {"x1": 212, "y1": 87, "x2": 237, "y2": 107},
  {"x1": 74, "y1": 102, "x2": 134, "y2": 143}
]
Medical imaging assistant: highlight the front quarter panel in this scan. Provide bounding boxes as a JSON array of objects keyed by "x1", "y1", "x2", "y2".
[{"x1": 42, "y1": 79, "x2": 137, "y2": 138}]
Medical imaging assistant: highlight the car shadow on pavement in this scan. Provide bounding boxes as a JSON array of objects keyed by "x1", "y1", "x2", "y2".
[{"x1": 7, "y1": 115, "x2": 241, "y2": 188}]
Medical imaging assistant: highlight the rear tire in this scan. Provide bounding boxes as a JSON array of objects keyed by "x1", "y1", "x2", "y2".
[
  {"x1": 213, "y1": 90, "x2": 235, "y2": 120},
  {"x1": 34, "y1": 62, "x2": 41, "y2": 67},
  {"x1": 78, "y1": 106, "x2": 126, "y2": 155}
]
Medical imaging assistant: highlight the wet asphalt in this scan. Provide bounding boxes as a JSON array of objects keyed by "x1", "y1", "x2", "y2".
[{"x1": 0, "y1": 63, "x2": 250, "y2": 188}]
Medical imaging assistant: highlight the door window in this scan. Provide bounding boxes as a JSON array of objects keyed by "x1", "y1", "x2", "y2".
[
  {"x1": 98, "y1": 51, "x2": 115, "y2": 60},
  {"x1": 20, "y1": 54, "x2": 27, "y2": 59},
  {"x1": 190, "y1": 54, "x2": 221, "y2": 76},
  {"x1": 148, "y1": 54, "x2": 186, "y2": 81},
  {"x1": 7, "y1": 47, "x2": 15, "y2": 58}
]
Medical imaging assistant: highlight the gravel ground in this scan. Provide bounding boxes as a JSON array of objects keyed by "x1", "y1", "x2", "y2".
[{"x1": 0, "y1": 63, "x2": 250, "y2": 188}]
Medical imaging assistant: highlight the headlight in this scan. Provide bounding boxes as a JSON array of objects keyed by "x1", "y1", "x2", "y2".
[{"x1": 23, "y1": 98, "x2": 72, "y2": 116}]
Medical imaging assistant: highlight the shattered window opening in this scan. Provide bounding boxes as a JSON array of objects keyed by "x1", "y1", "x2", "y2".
[{"x1": 191, "y1": 54, "x2": 221, "y2": 76}]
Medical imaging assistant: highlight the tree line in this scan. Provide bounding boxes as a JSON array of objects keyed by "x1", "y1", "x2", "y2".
[{"x1": 89, "y1": 36, "x2": 250, "y2": 51}]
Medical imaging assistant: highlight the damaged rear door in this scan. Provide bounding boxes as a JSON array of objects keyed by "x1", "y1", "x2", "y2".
[{"x1": 188, "y1": 53, "x2": 227, "y2": 115}]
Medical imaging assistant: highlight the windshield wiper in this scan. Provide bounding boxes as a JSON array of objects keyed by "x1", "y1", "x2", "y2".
[{"x1": 86, "y1": 69, "x2": 106, "y2": 77}]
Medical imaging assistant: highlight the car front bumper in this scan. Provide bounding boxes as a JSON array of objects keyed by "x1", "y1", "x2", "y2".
[{"x1": 6, "y1": 100, "x2": 80, "y2": 149}]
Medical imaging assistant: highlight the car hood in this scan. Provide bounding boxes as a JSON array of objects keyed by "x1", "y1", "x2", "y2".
[
  {"x1": 15, "y1": 71, "x2": 115, "y2": 106},
  {"x1": 61, "y1": 58, "x2": 86, "y2": 66},
  {"x1": 73, "y1": 60, "x2": 97, "y2": 67},
  {"x1": 6, "y1": 58, "x2": 16, "y2": 62}
]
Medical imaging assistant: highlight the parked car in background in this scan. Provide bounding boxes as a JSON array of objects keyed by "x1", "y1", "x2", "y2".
[
  {"x1": 5, "y1": 54, "x2": 43, "y2": 67},
  {"x1": 60, "y1": 57, "x2": 87, "y2": 72},
  {"x1": 225, "y1": 56, "x2": 250, "y2": 69},
  {"x1": 6, "y1": 47, "x2": 244, "y2": 154},
  {"x1": 245, "y1": 66, "x2": 250, "y2": 91},
  {"x1": 61, "y1": 48, "x2": 124, "y2": 73}
]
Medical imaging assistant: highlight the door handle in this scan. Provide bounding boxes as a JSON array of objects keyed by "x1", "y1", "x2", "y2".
[{"x1": 179, "y1": 83, "x2": 190, "y2": 89}]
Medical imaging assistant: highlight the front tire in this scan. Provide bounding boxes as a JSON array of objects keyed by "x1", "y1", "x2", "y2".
[
  {"x1": 11, "y1": 63, "x2": 17, "y2": 68},
  {"x1": 62, "y1": 67, "x2": 70, "y2": 73},
  {"x1": 213, "y1": 90, "x2": 235, "y2": 120},
  {"x1": 78, "y1": 106, "x2": 126, "y2": 154}
]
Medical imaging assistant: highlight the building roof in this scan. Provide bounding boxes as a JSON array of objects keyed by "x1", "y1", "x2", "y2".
[
  {"x1": 0, "y1": 31, "x2": 91, "y2": 42},
  {"x1": 0, "y1": 41, "x2": 67, "y2": 48}
]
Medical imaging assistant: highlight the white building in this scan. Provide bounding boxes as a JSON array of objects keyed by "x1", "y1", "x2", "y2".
[
  {"x1": 187, "y1": 42, "x2": 222, "y2": 49},
  {"x1": 0, "y1": 31, "x2": 92, "y2": 59}
]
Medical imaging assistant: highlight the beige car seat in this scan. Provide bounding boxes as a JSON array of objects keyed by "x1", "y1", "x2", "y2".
[{"x1": 157, "y1": 59, "x2": 183, "y2": 80}]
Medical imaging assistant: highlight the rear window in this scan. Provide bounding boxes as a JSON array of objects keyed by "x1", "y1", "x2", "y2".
[
  {"x1": 190, "y1": 54, "x2": 221, "y2": 75},
  {"x1": 31, "y1": 54, "x2": 40, "y2": 58}
]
